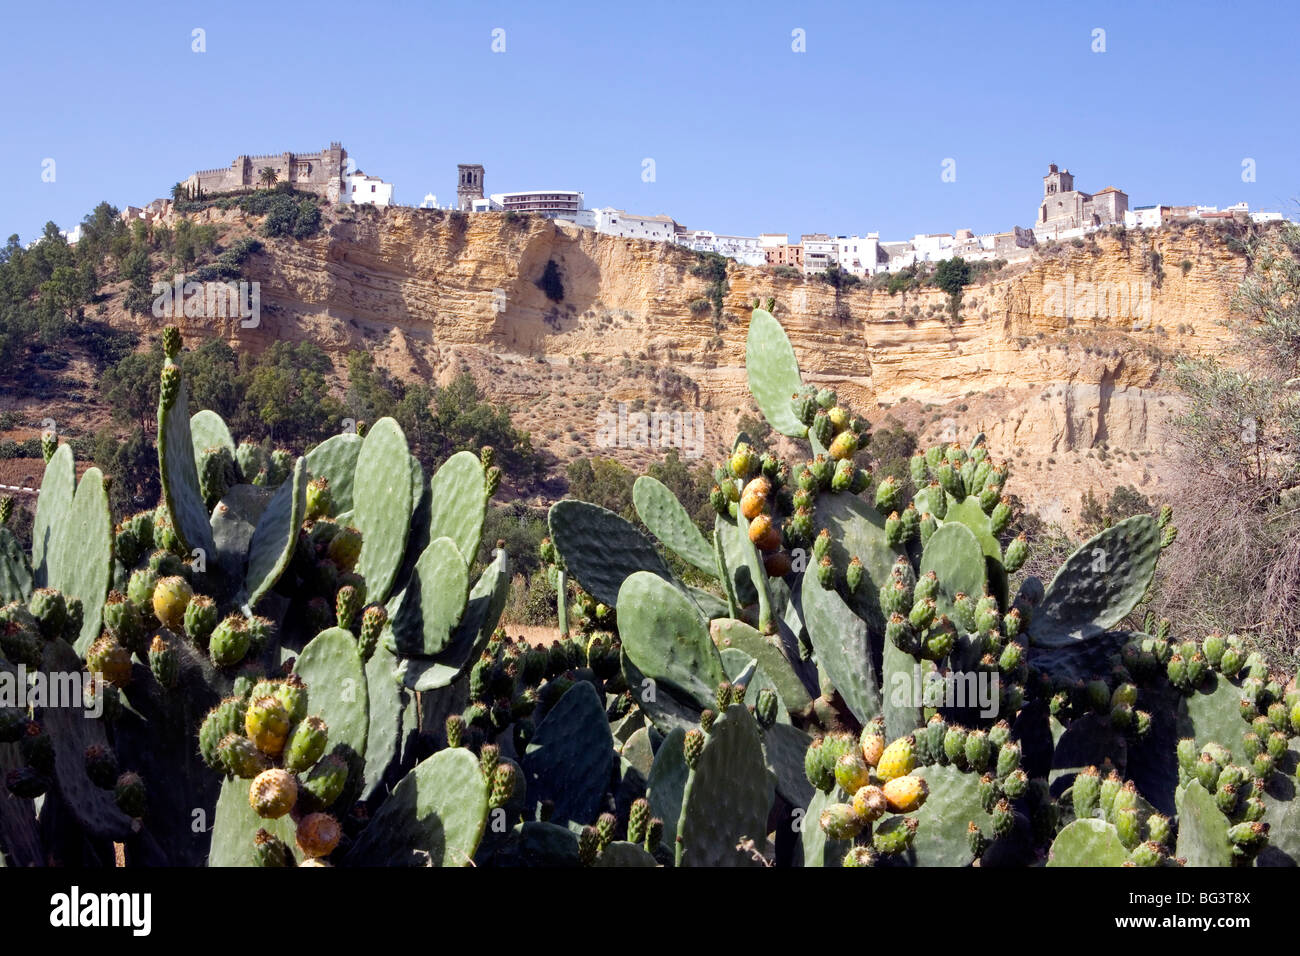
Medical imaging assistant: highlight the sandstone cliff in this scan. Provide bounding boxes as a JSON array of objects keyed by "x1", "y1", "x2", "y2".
[{"x1": 111, "y1": 205, "x2": 1250, "y2": 525}]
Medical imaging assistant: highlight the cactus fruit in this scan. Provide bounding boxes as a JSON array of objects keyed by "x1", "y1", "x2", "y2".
[
  {"x1": 883, "y1": 775, "x2": 928, "y2": 813},
  {"x1": 87, "y1": 634, "x2": 133, "y2": 688},
  {"x1": 245, "y1": 696, "x2": 291, "y2": 757},
  {"x1": 151, "y1": 575, "x2": 193, "y2": 632},
  {"x1": 114, "y1": 771, "x2": 147, "y2": 818},
  {"x1": 842, "y1": 846, "x2": 879, "y2": 868},
  {"x1": 254, "y1": 829, "x2": 293, "y2": 867},
  {"x1": 1128, "y1": 841, "x2": 1166, "y2": 867},
  {"x1": 874, "y1": 476, "x2": 902, "y2": 516},
  {"x1": 6, "y1": 767, "x2": 48, "y2": 799},
  {"x1": 729, "y1": 442, "x2": 760, "y2": 481},
  {"x1": 1003, "y1": 534, "x2": 1029, "y2": 573},
  {"x1": 992, "y1": 799, "x2": 1015, "y2": 839},
  {"x1": 739, "y1": 476, "x2": 772, "y2": 520},
  {"x1": 819, "y1": 803, "x2": 864, "y2": 840},
  {"x1": 326, "y1": 526, "x2": 363, "y2": 574},
  {"x1": 754, "y1": 688, "x2": 779, "y2": 730},
  {"x1": 684, "y1": 728, "x2": 705, "y2": 770},
  {"x1": 28, "y1": 588, "x2": 67, "y2": 640},
  {"x1": 860, "y1": 720, "x2": 886, "y2": 767},
  {"x1": 127, "y1": 568, "x2": 159, "y2": 614},
  {"x1": 148, "y1": 635, "x2": 179, "y2": 688},
  {"x1": 83, "y1": 744, "x2": 119, "y2": 789},
  {"x1": 873, "y1": 816, "x2": 918, "y2": 855},
  {"x1": 200, "y1": 697, "x2": 246, "y2": 769},
  {"x1": 627, "y1": 798, "x2": 650, "y2": 845},
  {"x1": 747, "y1": 513, "x2": 782, "y2": 552},
  {"x1": 209, "y1": 614, "x2": 251, "y2": 668},
  {"x1": 300, "y1": 753, "x2": 348, "y2": 811},
  {"x1": 877, "y1": 736, "x2": 916, "y2": 782},
  {"x1": 963, "y1": 730, "x2": 992, "y2": 773},
  {"x1": 284, "y1": 716, "x2": 329, "y2": 773},
  {"x1": 1072, "y1": 766, "x2": 1102, "y2": 819},
  {"x1": 249, "y1": 768, "x2": 298, "y2": 819},
  {"x1": 218, "y1": 734, "x2": 271, "y2": 779},
  {"x1": 834, "y1": 752, "x2": 872, "y2": 794},
  {"x1": 1099, "y1": 770, "x2": 1123, "y2": 817},
  {"x1": 851, "y1": 784, "x2": 888, "y2": 823}
]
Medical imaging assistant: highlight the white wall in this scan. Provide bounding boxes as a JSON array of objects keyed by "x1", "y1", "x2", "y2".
[{"x1": 346, "y1": 173, "x2": 394, "y2": 206}]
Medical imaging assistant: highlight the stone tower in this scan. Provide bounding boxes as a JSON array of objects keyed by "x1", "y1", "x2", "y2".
[
  {"x1": 457, "y1": 164, "x2": 484, "y2": 211},
  {"x1": 1043, "y1": 163, "x2": 1074, "y2": 197}
]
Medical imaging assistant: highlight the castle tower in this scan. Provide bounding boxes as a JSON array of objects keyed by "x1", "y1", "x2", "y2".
[{"x1": 457, "y1": 164, "x2": 484, "y2": 211}]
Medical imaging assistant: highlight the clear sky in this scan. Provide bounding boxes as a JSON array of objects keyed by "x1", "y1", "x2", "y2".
[{"x1": 1, "y1": 0, "x2": 1296, "y2": 245}]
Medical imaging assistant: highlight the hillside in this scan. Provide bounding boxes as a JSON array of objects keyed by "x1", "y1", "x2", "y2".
[{"x1": 7, "y1": 202, "x2": 1254, "y2": 524}]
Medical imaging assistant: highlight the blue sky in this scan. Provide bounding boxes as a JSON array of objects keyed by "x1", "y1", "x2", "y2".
[{"x1": 1, "y1": 0, "x2": 1296, "y2": 245}]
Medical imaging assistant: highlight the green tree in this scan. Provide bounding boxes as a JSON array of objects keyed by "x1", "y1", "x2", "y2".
[{"x1": 565, "y1": 457, "x2": 636, "y2": 520}]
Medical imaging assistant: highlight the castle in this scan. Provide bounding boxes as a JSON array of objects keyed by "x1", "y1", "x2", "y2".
[
  {"x1": 183, "y1": 142, "x2": 348, "y2": 201},
  {"x1": 1034, "y1": 163, "x2": 1128, "y2": 238}
]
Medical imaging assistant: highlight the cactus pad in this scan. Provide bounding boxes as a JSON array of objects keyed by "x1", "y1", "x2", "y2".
[
  {"x1": 800, "y1": 570, "x2": 881, "y2": 724},
  {"x1": 710, "y1": 616, "x2": 813, "y2": 718},
  {"x1": 676, "y1": 704, "x2": 775, "y2": 866},
  {"x1": 346, "y1": 747, "x2": 489, "y2": 866},
  {"x1": 745, "y1": 309, "x2": 808, "y2": 438},
  {"x1": 548, "y1": 500, "x2": 674, "y2": 607},
  {"x1": 244, "y1": 457, "x2": 306, "y2": 608},
  {"x1": 31, "y1": 443, "x2": 74, "y2": 586},
  {"x1": 189, "y1": 409, "x2": 236, "y2": 476},
  {"x1": 49, "y1": 467, "x2": 113, "y2": 653},
  {"x1": 522, "y1": 682, "x2": 615, "y2": 825},
  {"x1": 0, "y1": 528, "x2": 32, "y2": 604},
  {"x1": 617, "y1": 571, "x2": 726, "y2": 710},
  {"x1": 634, "y1": 475, "x2": 717, "y2": 576},
  {"x1": 156, "y1": 366, "x2": 217, "y2": 557},
  {"x1": 424, "y1": 451, "x2": 487, "y2": 565},
  {"x1": 1030, "y1": 515, "x2": 1161, "y2": 647},
  {"x1": 352, "y1": 417, "x2": 415, "y2": 604},
  {"x1": 303, "y1": 432, "x2": 363, "y2": 515},
  {"x1": 387, "y1": 537, "x2": 471, "y2": 658},
  {"x1": 1046, "y1": 819, "x2": 1130, "y2": 867},
  {"x1": 1175, "y1": 781, "x2": 1235, "y2": 867}
]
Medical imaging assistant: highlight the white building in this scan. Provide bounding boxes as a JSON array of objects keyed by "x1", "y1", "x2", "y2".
[
  {"x1": 345, "y1": 171, "x2": 394, "y2": 206},
  {"x1": 833, "y1": 234, "x2": 884, "y2": 276},
  {"x1": 677, "y1": 230, "x2": 766, "y2": 266},
  {"x1": 1251, "y1": 211, "x2": 1284, "y2": 224},
  {"x1": 1123, "y1": 205, "x2": 1170, "y2": 230},
  {"x1": 910, "y1": 233, "x2": 955, "y2": 263},
  {"x1": 758, "y1": 233, "x2": 789, "y2": 249},
  {"x1": 801, "y1": 234, "x2": 838, "y2": 274},
  {"x1": 490, "y1": 190, "x2": 585, "y2": 219},
  {"x1": 593, "y1": 207, "x2": 679, "y2": 241}
]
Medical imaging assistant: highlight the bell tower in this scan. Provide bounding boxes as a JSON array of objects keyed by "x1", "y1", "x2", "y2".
[{"x1": 457, "y1": 164, "x2": 484, "y2": 211}]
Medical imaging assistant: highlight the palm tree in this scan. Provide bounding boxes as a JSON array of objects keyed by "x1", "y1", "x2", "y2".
[{"x1": 259, "y1": 167, "x2": 277, "y2": 189}]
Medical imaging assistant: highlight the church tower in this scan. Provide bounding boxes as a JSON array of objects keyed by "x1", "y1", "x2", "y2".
[{"x1": 457, "y1": 164, "x2": 484, "y2": 210}]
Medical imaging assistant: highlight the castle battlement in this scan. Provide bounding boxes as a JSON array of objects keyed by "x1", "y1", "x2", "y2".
[{"x1": 182, "y1": 143, "x2": 348, "y2": 201}]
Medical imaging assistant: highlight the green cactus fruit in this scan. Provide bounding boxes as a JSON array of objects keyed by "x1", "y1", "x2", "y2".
[
  {"x1": 819, "y1": 802, "x2": 864, "y2": 841},
  {"x1": 27, "y1": 588, "x2": 67, "y2": 641},
  {"x1": 304, "y1": 476, "x2": 333, "y2": 522},
  {"x1": 1166, "y1": 653, "x2": 1188, "y2": 690},
  {"x1": 1266, "y1": 701, "x2": 1289, "y2": 734},
  {"x1": 874, "y1": 476, "x2": 902, "y2": 516},
  {"x1": 842, "y1": 846, "x2": 879, "y2": 868},
  {"x1": 1219, "y1": 644, "x2": 1244, "y2": 677},
  {"x1": 791, "y1": 393, "x2": 818, "y2": 428},
  {"x1": 941, "y1": 726, "x2": 967, "y2": 769},
  {"x1": 334, "y1": 584, "x2": 362, "y2": 631},
  {"x1": 1003, "y1": 533, "x2": 1029, "y2": 573},
  {"x1": 814, "y1": 387, "x2": 837, "y2": 410},
  {"x1": 1095, "y1": 770, "x2": 1122, "y2": 818},
  {"x1": 1215, "y1": 782, "x2": 1240, "y2": 816},
  {"x1": 1194, "y1": 754, "x2": 1220, "y2": 793},
  {"x1": 245, "y1": 695, "x2": 291, "y2": 758},
  {"x1": 249, "y1": 768, "x2": 297, "y2": 819},
  {"x1": 884, "y1": 511, "x2": 905, "y2": 547},
  {"x1": 160, "y1": 323, "x2": 182, "y2": 359},
  {"x1": 809, "y1": 410, "x2": 835, "y2": 449},
  {"x1": 284, "y1": 715, "x2": 329, "y2": 773},
  {"x1": 751, "y1": 687, "x2": 780, "y2": 730},
  {"x1": 729, "y1": 442, "x2": 760, "y2": 481},
  {"x1": 576, "y1": 826, "x2": 600, "y2": 866},
  {"x1": 114, "y1": 771, "x2": 147, "y2": 818},
  {"x1": 995, "y1": 741, "x2": 1022, "y2": 780},
  {"x1": 967, "y1": 821, "x2": 989, "y2": 860},
  {"x1": 1002, "y1": 768, "x2": 1029, "y2": 801},
  {"x1": 595, "y1": 811, "x2": 618, "y2": 852},
  {"x1": 486, "y1": 762, "x2": 519, "y2": 812},
  {"x1": 829, "y1": 429, "x2": 859, "y2": 462},
  {"x1": 974, "y1": 772, "x2": 999, "y2": 814},
  {"x1": 248, "y1": 828, "x2": 292, "y2": 868},
  {"x1": 1128, "y1": 840, "x2": 1166, "y2": 867},
  {"x1": 86, "y1": 634, "x2": 133, "y2": 688},
  {"x1": 885, "y1": 613, "x2": 916, "y2": 656},
  {"x1": 1267, "y1": 731, "x2": 1288, "y2": 761},
  {"x1": 909, "y1": 569, "x2": 937, "y2": 605},
  {"x1": 987, "y1": 798, "x2": 1014, "y2": 839},
  {"x1": 810, "y1": 454, "x2": 836, "y2": 490},
  {"x1": 1160, "y1": 523, "x2": 1178, "y2": 549},
  {"x1": 144, "y1": 635, "x2": 177, "y2": 689},
  {"x1": 1176, "y1": 737, "x2": 1198, "y2": 775},
  {"x1": 273, "y1": 674, "x2": 309, "y2": 725},
  {"x1": 151, "y1": 575, "x2": 193, "y2": 633},
  {"x1": 325, "y1": 526, "x2": 362, "y2": 574},
  {"x1": 699, "y1": 708, "x2": 717, "y2": 733},
  {"x1": 804, "y1": 737, "x2": 833, "y2": 792},
  {"x1": 814, "y1": 555, "x2": 836, "y2": 590},
  {"x1": 909, "y1": 453, "x2": 928, "y2": 487},
  {"x1": 300, "y1": 753, "x2": 348, "y2": 812},
  {"x1": 826, "y1": 457, "x2": 853, "y2": 494},
  {"x1": 958, "y1": 729, "x2": 988, "y2": 773},
  {"x1": 684, "y1": 728, "x2": 705, "y2": 770},
  {"x1": 923, "y1": 617, "x2": 957, "y2": 662},
  {"x1": 917, "y1": 511, "x2": 937, "y2": 546},
  {"x1": 0, "y1": 495, "x2": 10, "y2": 525},
  {"x1": 199, "y1": 697, "x2": 245, "y2": 769},
  {"x1": 159, "y1": 364, "x2": 181, "y2": 410},
  {"x1": 208, "y1": 614, "x2": 251, "y2": 668},
  {"x1": 1186, "y1": 652, "x2": 1208, "y2": 689},
  {"x1": 835, "y1": 751, "x2": 872, "y2": 794},
  {"x1": 1201, "y1": 632, "x2": 1226, "y2": 668},
  {"x1": 350, "y1": 606, "x2": 384, "y2": 665},
  {"x1": 218, "y1": 733, "x2": 272, "y2": 779},
  {"x1": 1226, "y1": 821, "x2": 1268, "y2": 853},
  {"x1": 906, "y1": 596, "x2": 936, "y2": 632},
  {"x1": 1072, "y1": 766, "x2": 1102, "y2": 819},
  {"x1": 871, "y1": 815, "x2": 918, "y2": 856},
  {"x1": 125, "y1": 568, "x2": 158, "y2": 616}
]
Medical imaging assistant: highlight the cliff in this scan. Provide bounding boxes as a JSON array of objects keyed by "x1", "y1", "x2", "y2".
[{"x1": 108, "y1": 205, "x2": 1251, "y2": 524}]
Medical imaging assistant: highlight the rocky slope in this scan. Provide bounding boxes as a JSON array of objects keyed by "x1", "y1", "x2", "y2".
[{"x1": 103, "y1": 204, "x2": 1251, "y2": 524}]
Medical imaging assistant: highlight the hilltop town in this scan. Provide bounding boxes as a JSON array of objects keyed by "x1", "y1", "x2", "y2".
[{"x1": 53, "y1": 144, "x2": 1288, "y2": 274}]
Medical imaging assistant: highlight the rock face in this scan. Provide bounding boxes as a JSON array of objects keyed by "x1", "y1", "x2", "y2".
[{"x1": 121, "y1": 205, "x2": 1248, "y2": 524}]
